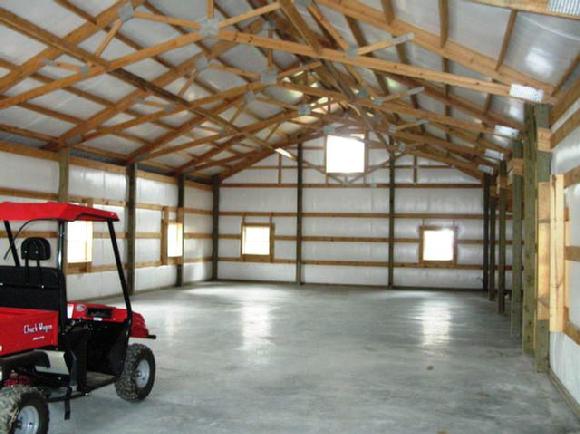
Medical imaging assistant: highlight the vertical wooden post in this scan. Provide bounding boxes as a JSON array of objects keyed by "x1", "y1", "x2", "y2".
[
  {"x1": 498, "y1": 161, "x2": 507, "y2": 313},
  {"x1": 511, "y1": 142, "x2": 524, "y2": 337},
  {"x1": 211, "y1": 175, "x2": 220, "y2": 281},
  {"x1": 550, "y1": 174, "x2": 565, "y2": 333},
  {"x1": 127, "y1": 163, "x2": 137, "y2": 296},
  {"x1": 176, "y1": 175, "x2": 185, "y2": 287},
  {"x1": 522, "y1": 105, "x2": 537, "y2": 354},
  {"x1": 489, "y1": 195, "x2": 496, "y2": 301},
  {"x1": 58, "y1": 148, "x2": 69, "y2": 272},
  {"x1": 534, "y1": 104, "x2": 552, "y2": 372},
  {"x1": 58, "y1": 148, "x2": 69, "y2": 202},
  {"x1": 387, "y1": 152, "x2": 396, "y2": 288},
  {"x1": 296, "y1": 142, "x2": 303, "y2": 285},
  {"x1": 482, "y1": 174, "x2": 491, "y2": 292}
]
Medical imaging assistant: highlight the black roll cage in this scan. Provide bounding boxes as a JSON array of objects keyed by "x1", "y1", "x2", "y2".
[{"x1": 2, "y1": 218, "x2": 132, "y2": 322}]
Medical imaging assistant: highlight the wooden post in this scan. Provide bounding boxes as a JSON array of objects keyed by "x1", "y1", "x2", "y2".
[
  {"x1": 58, "y1": 148, "x2": 69, "y2": 202},
  {"x1": 534, "y1": 104, "x2": 552, "y2": 372},
  {"x1": 58, "y1": 148, "x2": 69, "y2": 271},
  {"x1": 127, "y1": 163, "x2": 137, "y2": 296},
  {"x1": 522, "y1": 104, "x2": 537, "y2": 354},
  {"x1": 511, "y1": 142, "x2": 523, "y2": 337},
  {"x1": 483, "y1": 174, "x2": 491, "y2": 292},
  {"x1": 176, "y1": 174, "x2": 185, "y2": 287},
  {"x1": 296, "y1": 142, "x2": 303, "y2": 285},
  {"x1": 388, "y1": 152, "x2": 396, "y2": 288},
  {"x1": 498, "y1": 161, "x2": 507, "y2": 314},
  {"x1": 489, "y1": 195, "x2": 496, "y2": 301},
  {"x1": 211, "y1": 175, "x2": 220, "y2": 281},
  {"x1": 550, "y1": 174, "x2": 565, "y2": 333}
]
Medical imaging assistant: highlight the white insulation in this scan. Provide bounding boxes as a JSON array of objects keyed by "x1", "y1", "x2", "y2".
[
  {"x1": 219, "y1": 142, "x2": 511, "y2": 290},
  {"x1": 0, "y1": 151, "x2": 213, "y2": 299},
  {"x1": 551, "y1": 123, "x2": 580, "y2": 404}
]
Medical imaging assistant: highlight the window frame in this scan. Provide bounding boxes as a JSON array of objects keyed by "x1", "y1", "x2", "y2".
[
  {"x1": 240, "y1": 223, "x2": 274, "y2": 262},
  {"x1": 66, "y1": 220, "x2": 94, "y2": 266},
  {"x1": 166, "y1": 221, "x2": 184, "y2": 259},
  {"x1": 418, "y1": 225, "x2": 458, "y2": 266},
  {"x1": 324, "y1": 134, "x2": 367, "y2": 175}
]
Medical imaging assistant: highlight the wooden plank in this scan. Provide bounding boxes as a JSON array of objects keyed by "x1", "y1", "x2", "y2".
[
  {"x1": 218, "y1": 211, "x2": 497, "y2": 220},
  {"x1": 211, "y1": 176, "x2": 220, "y2": 280},
  {"x1": 537, "y1": 182, "x2": 551, "y2": 322},
  {"x1": 552, "y1": 108, "x2": 580, "y2": 149},
  {"x1": 220, "y1": 183, "x2": 482, "y2": 189},
  {"x1": 550, "y1": 174, "x2": 565, "y2": 332},
  {"x1": 511, "y1": 142, "x2": 524, "y2": 337},
  {"x1": 218, "y1": 257, "x2": 511, "y2": 271},
  {"x1": 565, "y1": 245, "x2": 580, "y2": 261},
  {"x1": 564, "y1": 165, "x2": 580, "y2": 187}
]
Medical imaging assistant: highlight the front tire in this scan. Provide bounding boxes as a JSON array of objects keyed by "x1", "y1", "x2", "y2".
[
  {"x1": 115, "y1": 344, "x2": 155, "y2": 402},
  {"x1": 0, "y1": 386, "x2": 49, "y2": 434}
]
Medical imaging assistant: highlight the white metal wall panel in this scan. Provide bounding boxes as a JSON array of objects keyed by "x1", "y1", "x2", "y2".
[
  {"x1": 0, "y1": 151, "x2": 58, "y2": 192},
  {"x1": 549, "y1": 114, "x2": 580, "y2": 405}
]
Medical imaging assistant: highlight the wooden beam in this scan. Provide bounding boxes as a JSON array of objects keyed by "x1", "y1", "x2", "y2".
[
  {"x1": 0, "y1": 0, "x2": 146, "y2": 93},
  {"x1": 217, "y1": 30, "x2": 523, "y2": 100},
  {"x1": 280, "y1": 0, "x2": 322, "y2": 52},
  {"x1": 468, "y1": 0, "x2": 580, "y2": 19},
  {"x1": 296, "y1": 142, "x2": 303, "y2": 285},
  {"x1": 176, "y1": 174, "x2": 185, "y2": 287},
  {"x1": 497, "y1": 161, "x2": 507, "y2": 313},
  {"x1": 211, "y1": 175, "x2": 220, "y2": 280},
  {"x1": 483, "y1": 174, "x2": 491, "y2": 292},
  {"x1": 534, "y1": 104, "x2": 552, "y2": 372},
  {"x1": 522, "y1": 104, "x2": 537, "y2": 354},
  {"x1": 489, "y1": 194, "x2": 497, "y2": 301},
  {"x1": 317, "y1": 0, "x2": 553, "y2": 95},
  {"x1": 511, "y1": 142, "x2": 523, "y2": 337},
  {"x1": 438, "y1": 0, "x2": 449, "y2": 48},
  {"x1": 387, "y1": 152, "x2": 396, "y2": 287},
  {"x1": 127, "y1": 163, "x2": 137, "y2": 296},
  {"x1": 550, "y1": 174, "x2": 565, "y2": 332}
]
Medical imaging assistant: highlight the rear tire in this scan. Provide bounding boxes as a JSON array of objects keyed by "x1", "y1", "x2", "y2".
[
  {"x1": 115, "y1": 344, "x2": 155, "y2": 402},
  {"x1": 0, "y1": 386, "x2": 49, "y2": 434}
]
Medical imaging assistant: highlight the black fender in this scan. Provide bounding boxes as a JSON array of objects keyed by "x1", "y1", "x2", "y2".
[{"x1": 0, "y1": 351, "x2": 50, "y2": 381}]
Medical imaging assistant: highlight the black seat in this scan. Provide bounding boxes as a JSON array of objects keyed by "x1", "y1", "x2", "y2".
[
  {"x1": 21, "y1": 237, "x2": 51, "y2": 262},
  {"x1": 0, "y1": 237, "x2": 66, "y2": 315}
]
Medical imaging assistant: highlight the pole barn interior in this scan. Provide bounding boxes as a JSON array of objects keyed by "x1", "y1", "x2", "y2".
[{"x1": 0, "y1": 0, "x2": 579, "y2": 432}]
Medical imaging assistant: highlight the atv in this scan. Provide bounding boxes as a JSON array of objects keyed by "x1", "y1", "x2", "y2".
[{"x1": 0, "y1": 202, "x2": 156, "y2": 433}]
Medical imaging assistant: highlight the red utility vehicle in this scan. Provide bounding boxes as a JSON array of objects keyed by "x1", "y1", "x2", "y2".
[{"x1": 0, "y1": 202, "x2": 156, "y2": 434}]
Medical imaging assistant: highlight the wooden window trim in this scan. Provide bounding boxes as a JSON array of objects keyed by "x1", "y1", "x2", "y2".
[
  {"x1": 418, "y1": 225, "x2": 458, "y2": 266},
  {"x1": 240, "y1": 222, "x2": 275, "y2": 262}
]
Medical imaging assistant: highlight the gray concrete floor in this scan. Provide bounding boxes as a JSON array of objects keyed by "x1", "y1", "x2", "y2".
[{"x1": 51, "y1": 282, "x2": 579, "y2": 434}]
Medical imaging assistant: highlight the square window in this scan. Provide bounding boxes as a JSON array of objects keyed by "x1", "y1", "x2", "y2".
[
  {"x1": 242, "y1": 224, "x2": 272, "y2": 256},
  {"x1": 420, "y1": 227, "x2": 456, "y2": 263},
  {"x1": 325, "y1": 135, "x2": 365, "y2": 174},
  {"x1": 67, "y1": 221, "x2": 93, "y2": 264},
  {"x1": 167, "y1": 222, "x2": 184, "y2": 258}
]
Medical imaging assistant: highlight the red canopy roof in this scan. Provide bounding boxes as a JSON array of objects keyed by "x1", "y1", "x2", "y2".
[{"x1": 0, "y1": 202, "x2": 119, "y2": 222}]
